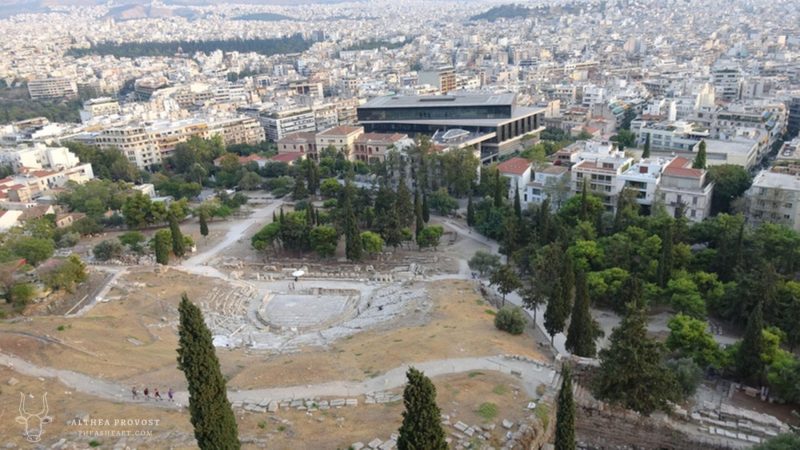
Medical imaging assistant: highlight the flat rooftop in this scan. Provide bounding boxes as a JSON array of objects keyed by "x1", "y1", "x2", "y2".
[{"x1": 360, "y1": 93, "x2": 517, "y2": 109}]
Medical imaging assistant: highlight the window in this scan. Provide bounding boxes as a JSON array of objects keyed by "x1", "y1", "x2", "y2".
[
  {"x1": 692, "y1": 196, "x2": 698, "y2": 205},
  {"x1": 690, "y1": 209, "x2": 696, "y2": 218}
]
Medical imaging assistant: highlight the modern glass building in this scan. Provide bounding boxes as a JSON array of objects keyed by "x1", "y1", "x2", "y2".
[{"x1": 357, "y1": 94, "x2": 545, "y2": 160}]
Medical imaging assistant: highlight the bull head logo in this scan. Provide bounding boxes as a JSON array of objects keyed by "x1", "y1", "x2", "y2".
[{"x1": 15, "y1": 392, "x2": 50, "y2": 442}]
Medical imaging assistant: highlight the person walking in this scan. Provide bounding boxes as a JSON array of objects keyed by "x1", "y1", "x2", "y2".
[
  {"x1": 143, "y1": 387, "x2": 149, "y2": 400},
  {"x1": 131, "y1": 386, "x2": 138, "y2": 400},
  {"x1": 167, "y1": 387, "x2": 174, "y2": 402},
  {"x1": 154, "y1": 388, "x2": 162, "y2": 401}
]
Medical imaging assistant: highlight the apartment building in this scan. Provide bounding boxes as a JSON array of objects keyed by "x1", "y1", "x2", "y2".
[
  {"x1": 261, "y1": 107, "x2": 317, "y2": 142},
  {"x1": 27, "y1": 77, "x2": 78, "y2": 100},
  {"x1": 207, "y1": 116, "x2": 265, "y2": 147},
  {"x1": 525, "y1": 165, "x2": 570, "y2": 209},
  {"x1": 571, "y1": 153, "x2": 633, "y2": 210},
  {"x1": 712, "y1": 65, "x2": 743, "y2": 101},
  {"x1": 95, "y1": 125, "x2": 156, "y2": 168},
  {"x1": 418, "y1": 66, "x2": 456, "y2": 94},
  {"x1": 744, "y1": 170, "x2": 800, "y2": 231},
  {"x1": 658, "y1": 157, "x2": 714, "y2": 222},
  {"x1": 0, "y1": 143, "x2": 80, "y2": 171},
  {"x1": 618, "y1": 158, "x2": 671, "y2": 206},
  {"x1": 314, "y1": 126, "x2": 364, "y2": 160},
  {"x1": 79, "y1": 97, "x2": 120, "y2": 122}
]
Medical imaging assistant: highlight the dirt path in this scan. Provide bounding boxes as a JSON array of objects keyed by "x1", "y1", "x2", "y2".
[
  {"x1": 0, "y1": 351, "x2": 554, "y2": 407},
  {"x1": 182, "y1": 199, "x2": 284, "y2": 273}
]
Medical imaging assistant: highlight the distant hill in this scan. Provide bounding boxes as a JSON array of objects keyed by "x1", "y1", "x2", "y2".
[
  {"x1": 105, "y1": 3, "x2": 199, "y2": 21},
  {"x1": 469, "y1": 4, "x2": 533, "y2": 22},
  {"x1": 233, "y1": 12, "x2": 295, "y2": 21}
]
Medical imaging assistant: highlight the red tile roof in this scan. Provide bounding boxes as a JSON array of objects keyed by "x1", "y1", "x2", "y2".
[
  {"x1": 270, "y1": 152, "x2": 305, "y2": 163},
  {"x1": 663, "y1": 157, "x2": 703, "y2": 178},
  {"x1": 497, "y1": 157, "x2": 531, "y2": 176}
]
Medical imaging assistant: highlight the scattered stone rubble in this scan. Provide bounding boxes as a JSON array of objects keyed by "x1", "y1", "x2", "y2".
[{"x1": 689, "y1": 401, "x2": 792, "y2": 445}]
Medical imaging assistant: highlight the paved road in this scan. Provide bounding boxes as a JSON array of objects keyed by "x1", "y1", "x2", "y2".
[
  {"x1": 438, "y1": 219, "x2": 569, "y2": 356},
  {"x1": 0, "y1": 352, "x2": 554, "y2": 408}
]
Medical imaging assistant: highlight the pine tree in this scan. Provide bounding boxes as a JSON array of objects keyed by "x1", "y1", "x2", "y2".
[
  {"x1": 554, "y1": 365, "x2": 576, "y2": 450},
  {"x1": 565, "y1": 270, "x2": 600, "y2": 357},
  {"x1": 513, "y1": 182, "x2": 522, "y2": 219},
  {"x1": 422, "y1": 193, "x2": 430, "y2": 223},
  {"x1": 693, "y1": 140, "x2": 707, "y2": 169},
  {"x1": 493, "y1": 169, "x2": 503, "y2": 208},
  {"x1": 736, "y1": 302, "x2": 765, "y2": 385},
  {"x1": 593, "y1": 278, "x2": 679, "y2": 415},
  {"x1": 657, "y1": 223, "x2": 673, "y2": 288},
  {"x1": 466, "y1": 195, "x2": 475, "y2": 227},
  {"x1": 292, "y1": 173, "x2": 308, "y2": 200},
  {"x1": 177, "y1": 294, "x2": 240, "y2": 449},
  {"x1": 199, "y1": 211, "x2": 209, "y2": 238},
  {"x1": 169, "y1": 214, "x2": 186, "y2": 258},
  {"x1": 397, "y1": 367, "x2": 447, "y2": 450},
  {"x1": 642, "y1": 133, "x2": 651, "y2": 159}
]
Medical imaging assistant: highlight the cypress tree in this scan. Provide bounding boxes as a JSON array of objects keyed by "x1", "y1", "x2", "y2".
[
  {"x1": 343, "y1": 183, "x2": 362, "y2": 261},
  {"x1": 272, "y1": 210, "x2": 277, "y2": 223},
  {"x1": 493, "y1": 169, "x2": 503, "y2": 208},
  {"x1": 154, "y1": 229, "x2": 171, "y2": 265},
  {"x1": 565, "y1": 270, "x2": 599, "y2": 357},
  {"x1": 579, "y1": 180, "x2": 588, "y2": 221},
  {"x1": 736, "y1": 302, "x2": 765, "y2": 385},
  {"x1": 466, "y1": 195, "x2": 475, "y2": 227},
  {"x1": 657, "y1": 223, "x2": 673, "y2": 288},
  {"x1": 513, "y1": 182, "x2": 522, "y2": 219},
  {"x1": 169, "y1": 214, "x2": 186, "y2": 257},
  {"x1": 554, "y1": 365, "x2": 576, "y2": 450},
  {"x1": 292, "y1": 173, "x2": 308, "y2": 200},
  {"x1": 397, "y1": 367, "x2": 447, "y2": 450},
  {"x1": 396, "y1": 179, "x2": 414, "y2": 228},
  {"x1": 305, "y1": 203, "x2": 314, "y2": 226},
  {"x1": 642, "y1": 133, "x2": 651, "y2": 158},
  {"x1": 422, "y1": 193, "x2": 430, "y2": 223},
  {"x1": 177, "y1": 294, "x2": 240, "y2": 449},
  {"x1": 199, "y1": 211, "x2": 209, "y2": 238},
  {"x1": 545, "y1": 253, "x2": 574, "y2": 343},
  {"x1": 693, "y1": 140, "x2": 707, "y2": 169},
  {"x1": 414, "y1": 190, "x2": 424, "y2": 236},
  {"x1": 593, "y1": 278, "x2": 679, "y2": 415}
]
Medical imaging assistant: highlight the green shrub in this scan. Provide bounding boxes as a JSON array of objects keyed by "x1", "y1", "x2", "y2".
[
  {"x1": 494, "y1": 306, "x2": 527, "y2": 335},
  {"x1": 476, "y1": 402, "x2": 498, "y2": 420}
]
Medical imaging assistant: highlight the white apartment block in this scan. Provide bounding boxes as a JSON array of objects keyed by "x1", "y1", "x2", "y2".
[
  {"x1": 525, "y1": 165, "x2": 570, "y2": 209},
  {"x1": 94, "y1": 116, "x2": 264, "y2": 169},
  {"x1": 79, "y1": 97, "x2": 120, "y2": 123},
  {"x1": 571, "y1": 153, "x2": 633, "y2": 210},
  {"x1": 744, "y1": 170, "x2": 800, "y2": 232},
  {"x1": 657, "y1": 157, "x2": 714, "y2": 222},
  {"x1": 619, "y1": 157, "x2": 671, "y2": 206},
  {"x1": 0, "y1": 143, "x2": 81, "y2": 170},
  {"x1": 261, "y1": 107, "x2": 317, "y2": 142},
  {"x1": 27, "y1": 77, "x2": 78, "y2": 100}
]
